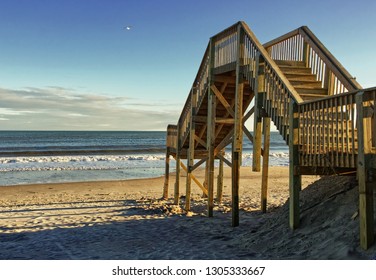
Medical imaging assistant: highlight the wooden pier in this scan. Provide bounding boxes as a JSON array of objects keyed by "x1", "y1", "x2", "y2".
[{"x1": 163, "y1": 21, "x2": 375, "y2": 249}]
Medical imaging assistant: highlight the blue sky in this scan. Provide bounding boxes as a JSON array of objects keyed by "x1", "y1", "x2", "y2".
[{"x1": 0, "y1": 0, "x2": 375, "y2": 130}]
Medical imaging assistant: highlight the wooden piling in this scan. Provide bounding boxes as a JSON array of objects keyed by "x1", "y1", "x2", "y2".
[
  {"x1": 174, "y1": 124, "x2": 181, "y2": 205},
  {"x1": 253, "y1": 55, "x2": 265, "y2": 172},
  {"x1": 289, "y1": 100, "x2": 301, "y2": 229},
  {"x1": 261, "y1": 117, "x2": 271, "y2": 212},
  {"x1": 207, "y1": 39, "x2": 216, "y2": 217},
  {"x1": 217, "y1": 150, "x2": 224, "y2": 203},
  {"x1": 232, "y1": 25, "x2": 244, "y2": 227},
  {"x1": 163, "y1": 148, "x2": 170, "y2": 200},
  {"x1": 185, "y1": 90, "x2": 196, "y2": 211},
  {"x1": 356, "y1": 92, "x2": 375, "y2": 249}
]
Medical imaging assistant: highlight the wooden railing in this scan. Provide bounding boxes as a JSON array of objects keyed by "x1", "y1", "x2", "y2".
[
  {"x1": 297, "y1": 87, "x2": 376, "y2": 169},
  {"x1": 176, "y1": 24, "x2": 239, "y2": 147},
  {"x1": 298, "y1": 91, "x2": 358, "y2": 169},
  {"x1": 264, "y1": 26, "x2": 362, "y2": 95},
  {"x1": 241, "y1": 22, "x2": 303, "y2": 142},
  {"x1": 356, "y1": 87, "x2": 376, "y2": 154},
  {"x1": 177, "y1": 46, "x2": 210, "y2": 146},
  {"x1": 212, "y1": 23, "x2": 238, "y2": 74},
  {"x1": 166, "y1": 124, "x2": 177, "y2": 151}
]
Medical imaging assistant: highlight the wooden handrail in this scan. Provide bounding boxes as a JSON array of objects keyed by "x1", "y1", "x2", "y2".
[
  {"x1": 263, "y1": 28, "x2": 300, "y2": 50},
  {"x1": 299, "y1": 88, "x2": 363, "y2": 105},
  {"x1": 299, "y1": 26, "x2": 362, "y2": 91},
  {"x1": 264, "y1": 25, "x2": 362, "y2": 96},
  {"x1": 240, "y1": 21, "x2": 303, "y2": 104}
]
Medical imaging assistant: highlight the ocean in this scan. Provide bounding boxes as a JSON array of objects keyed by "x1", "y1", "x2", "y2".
[{"x1": 0, "y1": 131, "x2": 289, "y2": 186}]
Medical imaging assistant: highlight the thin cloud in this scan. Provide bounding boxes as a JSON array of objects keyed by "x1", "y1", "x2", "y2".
[
  {"x1": 0, "y1": 108, "x2": 40, "y2": 115},
  {"x1": 0, "y1": 86, "x2": 180, "y2": 130}
]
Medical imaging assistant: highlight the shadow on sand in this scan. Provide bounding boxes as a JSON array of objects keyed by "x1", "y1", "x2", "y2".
[{"x1": 0, "y1": 176, "x2": 375, "y2": 260}]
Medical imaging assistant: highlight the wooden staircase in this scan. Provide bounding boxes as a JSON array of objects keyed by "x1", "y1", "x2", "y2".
[
  {"x1": 163, "y1": 21, "x2": 375, "y2": 250},
  {"x1": 275, "y1": 60, "x2": 327, "y2": 101}
]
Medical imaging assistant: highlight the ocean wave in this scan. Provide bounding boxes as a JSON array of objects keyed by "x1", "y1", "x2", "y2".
[
  {"x1": 0, "y1": 166, "x2": 124, "y2": 172},
  {"x1": 222, "y1": 152, "x2": 289, "y2": 159},
  {"x1": 0, "y1": 154, "x2": 166, "y2": 165},
  {"x1": 0, "y1": 152, "x2": 289, "y2": 173},
  {"x1": 0, "y1": 152, "x2": 289, "y2": 165}
]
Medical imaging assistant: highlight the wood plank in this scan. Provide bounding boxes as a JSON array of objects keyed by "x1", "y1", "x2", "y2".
[
  {"x1": 185, "y1": 98, "x2": 196, "y2": 211},
  {"x1": 232, "y1": 25, "x2": 244, "y2": 227},
  {"x1": 194, "y1": 134, "x2": 206, "y2": 148},
  {"x1": 214, "y1": 75, "x2": 236, "y2": 84},
  {"x1": 193, "y1": 115, "x2": 207, "y2": 123},
  {"x1": 207, "y1": 38, "x2": 216, "y2": 218},
  {"x1": 217, "y1": 153, "x2": 232, "y2": 168},
  {"x1": 180, "y1": 161, "x2": 208, "y2": 196},
  {"x1": 174, "y1": 124, "x2": 182, "y2": 205},
  {"x1": 217, "y1": 151, "x2": 224, "y2": 203},
  {"x1": 211, "y1": 84, "x2": 235, "y2": 117},
  {"x1": 356, "y1": 91, "x2": 375, "y2": 249},
  {"x1": 191, "y1": 157, "x2": 207, "y2": 172},
  {"x1": 289, "y1": 100, "x2": 301, "y2": 229},
  {"x1": 163, "y1": 149, "x2": 170, "y2": 199},
  {"x1": 252, "y1": 55, "x2": 263, "y2": 172},
  {"x1": 261, "y1": 117, "x2": 271, "y2": 212},
  {"x1": 215, "y1": 117, "x2": 235, "y2": 124},
  {"x1": 214, "y1": 128, "x2": 234, "y2": 155}
]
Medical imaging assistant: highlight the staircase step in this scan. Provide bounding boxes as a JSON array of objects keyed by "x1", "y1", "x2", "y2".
[
  {"x1": 274, "y1": 60, "x2": 306, "y2": 67},
  {"x1": 285, "y1": 73, "x2": 317, "y2": 82},
  {"x1": 290, "y1": 80, "x2": 323, "y2": 88},
  {"x1": 296, "y1": 88, "x2": 328, "y2": 95},
  {"x1": 277, "y1": 65, "x2": 312, "y2": 75},
  {"x1": 299, "y1": 94, "x2": 329, "y2": 101}
]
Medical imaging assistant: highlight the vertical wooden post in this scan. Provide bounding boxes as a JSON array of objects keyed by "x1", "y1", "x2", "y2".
[
  {"x1": 207, "y1": 90, "x2": 216, "y2": 217},
  {"x1": 217, "y1": 150, "x2": 224, "y2": 203},
  {"x1": 232, "y1": 24, "x2": 244, "y2": 227},
  {"x1": 202, "y1": 162, "x2": 208, "y2": 198},
  {"x1": 163, "y1": 147, "x2": 170, "y2": 199},
  {"x1": 261, "y1": 117, "x2": 271, "y2": 212},
  {"x1": 302, "y1": 41, "x2": 309, "y2": 68},
  {"x1": 232, "y1": 149, "x2": 241, "y2": 227},
  {"x1": 289, "y1": 99, "x2": 301, "y2": 229},
  {"x1": 207, "y1": 38, "x2": 216, "y2": 217},
  {"x1": 174, "y1": 124, "x2": 182, "y2": 205},
  {"x1": 253, "y1": 54, "x2": 264, "y2": 172},
  {"x1": 356, "y1": 91, "x2": 375, "y2": 249},
  {"x1": 185, "y1": 89, "x2": 197, "y2": 211},
  {"x1": 164, "y1": 125, "x2": 177, "y2": 199},
  {"x1": 323, "y1": 68, "x2": 331, "y2": 94}
]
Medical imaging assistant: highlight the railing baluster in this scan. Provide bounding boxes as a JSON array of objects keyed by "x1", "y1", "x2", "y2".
[
  {"x1": 340, "y1": 96, "x2": 344, "y2": 166},
  {"x1": 350, "y1": 94, "x2": 355, "y2": 166},
  {"x1": 318, "y1": 100, "x2": 322, "y2": 166},
  {"x1": 345, "y1": 95, "x2": 350, "y2": 167}
]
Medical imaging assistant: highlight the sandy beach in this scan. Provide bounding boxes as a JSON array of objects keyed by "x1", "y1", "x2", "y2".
[{"x1": 0, "y1": 166, "x2": 375, "y2": 260}]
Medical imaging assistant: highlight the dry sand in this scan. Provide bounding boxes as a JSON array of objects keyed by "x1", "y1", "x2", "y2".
[{"x1": 0, "y1": 166, "x2": 375, "y2": 260}]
